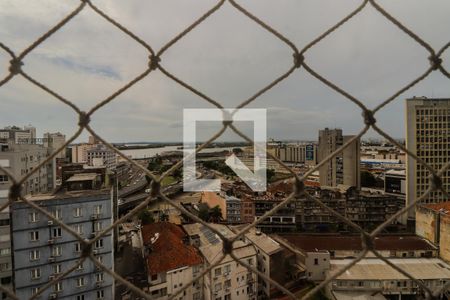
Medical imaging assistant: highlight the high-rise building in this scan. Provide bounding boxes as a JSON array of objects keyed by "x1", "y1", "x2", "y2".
[
  {"x1": 11, "y1": 173, "x2": 114, "y2": 300},
  {"x1": 318, "y1": 128, "x2": 360, "y2": 188},
  {"x1": 0, "y1": 131, "x2": 54, "y2": 295},
  {"x1": 405, "y1": 97, "x2": 450, "y2": 220}
]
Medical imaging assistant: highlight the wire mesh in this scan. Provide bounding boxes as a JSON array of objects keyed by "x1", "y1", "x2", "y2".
[{"x1": 0, "y1": 0, "x2": 449, "y2": 299}]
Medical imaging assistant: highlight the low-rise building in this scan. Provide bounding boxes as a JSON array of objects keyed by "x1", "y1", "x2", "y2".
[
  {"x1": 87, "y1": 144, "x2": 117, "y2": 170},
  {"x1": 416, "y1": 202, "x2": 450, "y2": 263},
  {"x1": 141, "y1": 222, "x2": 203, "y2": 299},
  {"x1": 226, "y1": 195, "x2": 241, "y2": 223},
  {"x1": 327, "y1": 258, "x2": 450, "y2": 299},
  {"x1": 183, "y1": 223, "x2": 258, "y2": 300},
  {"x1": 238, "y1": 227, "x2": 304, "y2": 299},
  {"x1": 279, "y1": 234, "x2": 438, "y2": 260}
]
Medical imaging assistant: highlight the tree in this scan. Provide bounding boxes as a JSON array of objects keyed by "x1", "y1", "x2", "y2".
[
  {"x1": 232, "y1": 148, "x2": 243, "y2": 155},
  {"x1": 209, "y1": 205, "x2": 222, "y2": 223},
  {"x1": 267, "y1": 169, "x2": 276, "y2": 182},
  {"x1": 198, "y1": 206, "x2": 210, "y2": 221},
  {"x1": 138, "y1": 210, "x2": 154, "y2": 225}
]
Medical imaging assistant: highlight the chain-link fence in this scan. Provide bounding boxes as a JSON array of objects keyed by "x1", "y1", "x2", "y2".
[{"x1": 0, "y1": 0, "x2": 449, "y2": 299}]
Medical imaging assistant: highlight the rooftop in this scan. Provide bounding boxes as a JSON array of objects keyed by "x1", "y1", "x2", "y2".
[
  {"x1": 182, "y1": 223, "x2": 256, "y2": 265},
  {"x1": 425, "y1": 201, "x2": 450, "y2": 215},
  {"x1": 279, "y1": 234, "x2": 437, "y2": 252},
  {"x1": 142, "y1": 222, "x2": 202, "y2": 276},
  {"x1": 66, "y1": 173, "x2": 99, "y2": 182},
  {"x1": 25, "y1": 188, "x2": 110, "y2": 201},
  {"x1": 330, "y1": 258, "x2": 450, "y2": 280}
]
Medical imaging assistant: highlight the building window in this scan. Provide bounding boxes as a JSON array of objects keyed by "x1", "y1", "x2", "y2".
[
  {"x1": 30, "y1": 268, "x2": 41, "y2": 280},
  {"x1": 73, "y1": 224, "x2": 84, "y2": 235},
  {"x1": 52, "y1": 246, "x2": 62, "y2": 257},
  {"x1": 94, "y1": 221, "x2": 102, "y2": 232},
  {"x1": 0, "y1": 248, "x2": 10, "y2": 256},
  {"x1": 94, "y1": 205, "x2": 102, "y2": 215},
  {"x1": 96, "y1": 273, "x2": 104, "y2": 283},
  {"x1": 224, "y1": 279, "x2": 231, "y2": 289},
  {"x1": 95, "y1": 239, "x2": 104, "y2": 249},
  {"x1": 75, "y1": 242, "x2": 82, "y2": 253},
  {"x1": 214, "y1": 267, "x2": 221, "y2": 277},
  {"x1": 224, "y1": 264, "x2": 231, "y2": 274},
  {"x1": 76, "y1": 261, "x2": 84, "y2": 271},
  {"x1": 53, "y1": 282, "x2": 62, "y2": 292},
  {"x1": 76, "y1": 277, "x2": 85, "y2": 287},
  {"x1": 53, "y1": 264, "x2": 62, "y2": 274},
  {"x1": 151, "y1": 274, "x2": 157, "y2": 281},
  {"x1": 29, "y1": 231, "x2": 39, "y2": 242},
  {"x1": 214, "y1": 283, "x2": 222, "y2": 292},
  {"x1": 52, "y1": 209, "x2": 62, "y2": 220},
  {"x1": 31, "y1": 287, "x2": 39, "y2": 296},
  {"x1": 96, "y1": 290, "x2": 104, "y2": 299},
  {"x1": 29, "y1": 250, "x2": 40, "y2": 261},
  {"x1": 52, "y1": 227, "x2": 62, "y2": 238},
  {"x1": 76, "y1": 295, "x2": 85, "y2": 300},
  {"x1": 314, "y1": 258, "x2": 318, "y2": 265},
  {"x1": 0, "y1": 263, "x2": 10, "y2": 272},
  {"x1": 28, "y1": 211, "x2": 39, "y2": 223},
  {"x1": 247, "y1": 258, "x2": 253, "y2": 266},
  {"x1": 74, "y1": 207, "x2": 83, "y2": 217}
]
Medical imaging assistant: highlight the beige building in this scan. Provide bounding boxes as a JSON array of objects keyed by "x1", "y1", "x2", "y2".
[
  {"x1": 416, "y1": 202, "x2": 450, "y2": 263},
  {"x1": 318, "y1": 128, "x2": 360, "y2": 189},
  {"x1": 71, "y1": 143, "x2": 94, "y2": 164},
  {"x1": 274, "y1": 143, "x2": 317, "y2": 166},
  {"x1": 406, "y1": 97, "x2": 450, "y2": 222},
  {"x1": 327, "y1": 258, "x2": 450, "y2": 299},
  {"x1": 183, "y1": 223, "x2": 257, "y2": 300}
]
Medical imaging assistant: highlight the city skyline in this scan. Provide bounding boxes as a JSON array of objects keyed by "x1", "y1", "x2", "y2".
[{"x1": 1, "y1": 1, "x2": 449, "y2": 142}]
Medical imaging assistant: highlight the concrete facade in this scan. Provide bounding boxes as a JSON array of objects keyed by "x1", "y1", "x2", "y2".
[
  {"x1": 416, "y1": 203, "x2": 450, "y2": 263},
  {"x1": 11, "y1": 190, "x2": 114, "y2": 300},
  {"x1": 318, "y1": 128, "x2": 360, "y2": 189},
  {"x1": 406, "y1": 97, "x2": 450, "y2": 221}
]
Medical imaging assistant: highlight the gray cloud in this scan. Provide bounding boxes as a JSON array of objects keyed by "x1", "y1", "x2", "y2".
[{"x1": 0, "y1": 0, "x2": 449, "y2": 142}]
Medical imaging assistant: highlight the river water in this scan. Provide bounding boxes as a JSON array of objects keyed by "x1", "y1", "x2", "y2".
[{"x1": 120, "y1": 145, "x2": 236, "y2": 159}]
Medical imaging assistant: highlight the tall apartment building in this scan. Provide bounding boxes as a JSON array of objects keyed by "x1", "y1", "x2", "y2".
[
  {"x1": 11, "y1": 174, "x2": 114, "y2": 300},
  {"x1": 87, "y1": 144, "x2": 117, "y2": 170},
  {"x1": 406, "y1": 97, "x2": 450, "y2": 221},
  {"x1": 318, "y1": 128, "x2": 360, "y2": 189},
  {"x1": 274, "y1": 143, "x2": 317, "y2": 166},
  {"x1": 0, "y1": 132, "x2": 55, "y2": 296}
]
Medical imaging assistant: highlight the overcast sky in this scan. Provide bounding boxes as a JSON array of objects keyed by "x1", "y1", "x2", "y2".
[{"x1": 0, "y1": 0, "x2": 449, "y2": 143}]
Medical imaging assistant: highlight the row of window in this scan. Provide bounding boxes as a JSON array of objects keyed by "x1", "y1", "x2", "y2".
[
  {"x1": 31, "y1": 267, "x2": 104, "y2": 283},
  {"x1": 28, "y1": 205, "x2": 103, "y2": 223},
  {"x1": 31, "y1": 287, "x2": 105, "y2": 299}
]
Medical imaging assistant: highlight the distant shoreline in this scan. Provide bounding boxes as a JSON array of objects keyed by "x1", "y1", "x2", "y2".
[{"x1": 113, "y1": 142, "x2": 250, "y2": 151}]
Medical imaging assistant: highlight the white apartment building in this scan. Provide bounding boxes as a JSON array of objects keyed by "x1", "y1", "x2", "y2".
[
  {"x1": 183, "y1": 223, "x2": 257, "y2": 300},
  {"x1": 327, "y1": 258, "x2": 450, "y2": 299},
  {"x1": 406, "y1": 97, "x2": 450, "y2": 221}
]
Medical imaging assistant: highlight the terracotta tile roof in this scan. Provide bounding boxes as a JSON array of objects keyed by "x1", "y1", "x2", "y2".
[
  {"x1": 279, "y1": 234, "x2": 437, "y2": 252},
  {"x1": 425, "y1": 201, "x2": 450, "y2": 215},
  {"x1": 142, "y1": 222, "x2": 203, "y2": 275}
]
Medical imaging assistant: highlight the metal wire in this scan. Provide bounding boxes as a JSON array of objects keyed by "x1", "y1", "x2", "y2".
[{"x1": 0, "y1": 1, "x2": 449, "y2": 299}]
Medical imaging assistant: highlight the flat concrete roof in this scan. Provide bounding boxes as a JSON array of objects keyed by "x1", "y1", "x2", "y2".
[
  {"x1": 280, "y1": 234, "x2": 437, "y2": 252},
  {"x1": 66, "y1": 173, "x2": 99, "y2": 182},
  {"x1": 330, "y1": 258, "x2": 450, "y2": 280}
]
